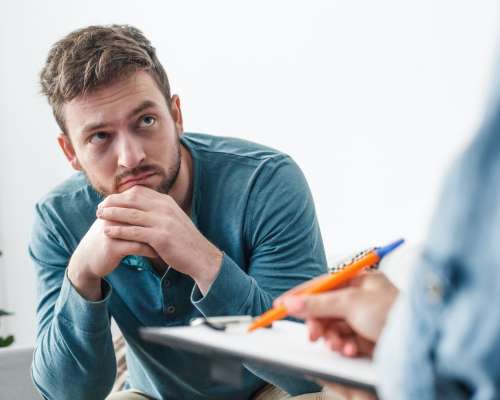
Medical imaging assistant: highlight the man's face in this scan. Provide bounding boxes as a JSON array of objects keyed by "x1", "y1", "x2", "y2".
[{"x1": 59, "y1": 70, "x2": 183, "y2": 196}]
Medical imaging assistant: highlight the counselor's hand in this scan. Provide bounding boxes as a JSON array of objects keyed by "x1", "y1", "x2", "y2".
[{"x1": 275, "y1": 270, "x2": 399, "y2": 357}]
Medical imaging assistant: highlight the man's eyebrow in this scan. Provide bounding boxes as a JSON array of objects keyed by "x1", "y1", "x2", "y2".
[
  {"x1": 80, "y1": 100, "x2": 160, "y2": 135},
  {"x1": 127, "y1": 100, "x2": 159, "y2": 120},
  {"x1": 81, "y1": 121, "x2": 109, "y2": 135}
]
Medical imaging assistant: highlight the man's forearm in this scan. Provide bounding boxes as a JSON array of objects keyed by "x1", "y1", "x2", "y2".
[
  {"x1": 32, "y1": 324, "x2": 116, "y2": 400},
  {"x1": 32, "y1": 273, "x2": 116, "y2": 400}
]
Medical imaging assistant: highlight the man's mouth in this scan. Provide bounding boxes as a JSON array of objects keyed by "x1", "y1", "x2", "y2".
[{"x1": 117, "y1": 171, "x2": 158, "y2": 191}]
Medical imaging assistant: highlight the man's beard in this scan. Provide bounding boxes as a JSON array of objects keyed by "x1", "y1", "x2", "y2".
[{"x1": 85, "y1": 140, "x2": 182, "y2": 196}]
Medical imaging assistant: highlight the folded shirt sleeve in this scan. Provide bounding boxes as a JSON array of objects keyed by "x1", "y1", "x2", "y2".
[{"x1": 30, "y1": 202, "x2": 116, "y2": 400}]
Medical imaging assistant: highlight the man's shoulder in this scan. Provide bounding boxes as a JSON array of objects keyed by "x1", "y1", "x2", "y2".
[
  {"x1": 31, "y1": 173, "x2": 99, "y2": 255},
  {"x1": 182, "y1": 132, "x2": 289, "y2": 165},
  {"x1": 37, "y1": 172, "x2": 100, "y2": 214}
]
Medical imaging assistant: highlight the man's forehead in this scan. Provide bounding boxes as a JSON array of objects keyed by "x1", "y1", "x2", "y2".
[
  {"x1": 69, "y1": 98, "x2": 162, "y2": 137},
  {"x1": 66, "y1": 97, "x2": 157, "y2": 128},
  {"x1": 69, "y1": 72, "x2": 160, "y2": 110},
  {"x1": 63, "y1": 72, "x2": 166, "y2": 135}
]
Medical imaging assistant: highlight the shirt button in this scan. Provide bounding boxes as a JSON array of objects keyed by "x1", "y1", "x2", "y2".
[
  {"x1": 425, "y1": 272, "x2": 443, "y2": 303},
  {"x1": 164, "y1": 279, "x2": 171, "y2": 288},
  {"x1": 166, "y1": 305, "x2": 176, "y2": 315},
  {"x1": 137, "y1": 267, "x2": 144, "y2": 272}
]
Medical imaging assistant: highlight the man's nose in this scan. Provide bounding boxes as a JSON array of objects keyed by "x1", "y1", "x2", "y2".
[{"x1": 117, "y1": 134, "x2": 146, "y2": 169}]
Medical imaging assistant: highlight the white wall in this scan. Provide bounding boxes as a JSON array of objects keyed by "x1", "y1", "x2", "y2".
[{"x1": 0, "y1": 0, "x2": 498, "y2": 346}]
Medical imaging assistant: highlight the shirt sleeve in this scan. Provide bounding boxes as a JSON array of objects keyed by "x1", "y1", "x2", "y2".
[
  {"x1": 30, "y1": 202, "x2": 116, "y2": 400},
  {"x1": 191, "y1": 154, "x2": 327, "y2": 316},
  {"x1": 374, "y1": 156, "x2": 468, "y2": 399},
  {"x1": 191, "y1": 155, "x2": 327, "y2": 395},
  {"x1": 375, "y1": 111, "x2": 500, "y2": 399}
]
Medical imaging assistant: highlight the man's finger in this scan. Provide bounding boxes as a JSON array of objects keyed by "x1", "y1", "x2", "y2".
[
  {"x1": 98, "y1": 186, "x2": 157, "y2": 211},
  {"x1": 98, "y1": 206, "x2": 153, "y2": 227},
  {"x1": 114, "y1": 239, "x2": 158, "y2": 259},
  {"x1": 104, "y1": 225, "x2": 152, "y2": 245}
]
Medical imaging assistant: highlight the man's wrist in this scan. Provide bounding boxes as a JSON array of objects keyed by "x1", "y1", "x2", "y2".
[
  {"x1": 67, "y1": 259, "x2": 102, "y2": 301},
  {"x1": 193, "y1": 248, "x2": 223, "y2": 296}
]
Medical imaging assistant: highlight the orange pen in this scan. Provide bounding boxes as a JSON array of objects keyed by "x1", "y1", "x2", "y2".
[{"x1": 248, "y1": 238, "x2": 404, "y2": 332}]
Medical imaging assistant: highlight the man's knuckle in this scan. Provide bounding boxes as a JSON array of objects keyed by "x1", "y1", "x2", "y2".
[
  {"x1": 151, "y1": 235, "x2": 162, "y2": 248},
  {"x1": 131, "y1": 209, "x2": 140, "y2": 222},
  {"x1": 127, "y1": 191, "x2": 138, "y2": 203},
  {"x1": 132, "y1": 226, "x2": 141, "y2": 238},
  {"x1": 106, "y1": 194, "x2": 117, "y2": 204}
]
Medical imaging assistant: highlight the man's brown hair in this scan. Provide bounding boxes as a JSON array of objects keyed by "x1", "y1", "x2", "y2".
[{"x1": 40, "y1": 24, "x2": 171, "y2": 132}]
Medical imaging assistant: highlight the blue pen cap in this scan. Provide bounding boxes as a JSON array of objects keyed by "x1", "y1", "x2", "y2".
[{"x1": 375, "y1": 238, "x2": 405, "y2": 259}]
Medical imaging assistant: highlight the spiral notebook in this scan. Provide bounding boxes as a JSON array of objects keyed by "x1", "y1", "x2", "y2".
[{"x1": 141, "y1": 319, "x2": 377, "y2": 393}]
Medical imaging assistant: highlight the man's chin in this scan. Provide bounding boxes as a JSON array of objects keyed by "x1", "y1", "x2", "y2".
[{"x1": 86, "y1": 168, "x2": 177, "y2": 196}]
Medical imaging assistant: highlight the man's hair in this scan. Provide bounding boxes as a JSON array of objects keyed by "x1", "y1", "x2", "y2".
[{"x1": 40, "y1": 24, "x2": 171, "y2": 132}]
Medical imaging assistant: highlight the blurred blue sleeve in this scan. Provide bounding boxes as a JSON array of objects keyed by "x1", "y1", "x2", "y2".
[{"x1": 375, "y1": 63, "x2": 500, "y2": 399}]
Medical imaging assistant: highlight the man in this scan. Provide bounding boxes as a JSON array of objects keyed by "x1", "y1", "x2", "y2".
[
  {"x1": 279, "y1": 62, "x2": 500, "y2": 398},
  {"x1": 30, "y1": 25, "x2": 327, "y2": 400}
]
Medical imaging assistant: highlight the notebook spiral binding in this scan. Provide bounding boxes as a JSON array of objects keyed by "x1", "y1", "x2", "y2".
[{"x1": 327, "y1": 247, "x2": 379, "y2": 274}]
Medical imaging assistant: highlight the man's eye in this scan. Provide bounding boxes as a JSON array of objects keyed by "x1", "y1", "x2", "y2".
[
  {"x1": 89, "y1": 132, "x2": 109, "y2": 144},
  {"x1": 139, "y1": 115, "x2": 156, "y2": 128}
]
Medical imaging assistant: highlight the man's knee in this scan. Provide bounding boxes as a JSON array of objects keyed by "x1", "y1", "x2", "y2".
[{"x1": 106, "y1": 389, "x2": 154, "y2": 400}]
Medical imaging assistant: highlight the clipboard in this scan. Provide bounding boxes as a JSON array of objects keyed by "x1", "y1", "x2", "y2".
[{"x1": 141, "y1": 319, "x2": 377, "y2": 394}]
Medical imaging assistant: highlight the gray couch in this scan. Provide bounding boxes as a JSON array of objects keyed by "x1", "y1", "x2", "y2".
[{"x1": 0, "y1": 346, "x2": 39, "y2": 399}]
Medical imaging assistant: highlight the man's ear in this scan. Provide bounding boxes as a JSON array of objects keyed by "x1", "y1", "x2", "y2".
[
  {"x1": 57, "y1": 133, "x2": 82, "y2": 171},
  {"x1": 170, "y1": 94, "x2": 184, "y2": 137}
]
